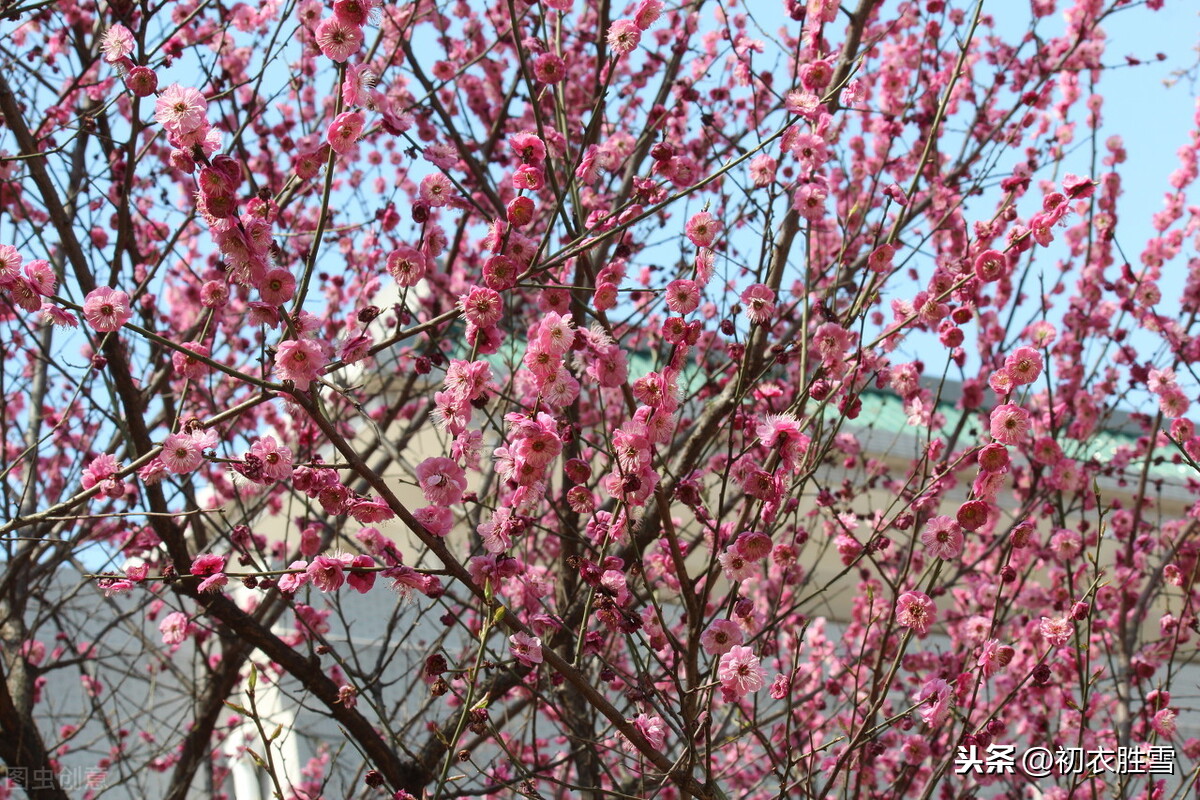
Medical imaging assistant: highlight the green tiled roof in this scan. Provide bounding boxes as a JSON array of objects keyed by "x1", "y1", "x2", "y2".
[
  {"x1": 854, "y1": 388, "x2": 1193, "y2": 484},
  {"x1": 471, "y1": 332, "x2": 1192, "y2": 485}
]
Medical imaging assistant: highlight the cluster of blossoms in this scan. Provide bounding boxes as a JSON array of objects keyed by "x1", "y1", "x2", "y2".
[
  {"x1": 782, "y1": 92, "x2": 839, "y2": 224},
  {"x1": 189, "y1": 552, "x2": 228, "y2": 594},
  {"x1": 155, "y1": 83, "x2": 217, "y2": 156},
  {"x1": 602, "y1": 405, "x2": 668, "y2": 511},
  {"x1": 81, "y1": 454, "x2": 127, "y2": 499},
  {"x1": 288, "y1": 460, "x2": 394, "y2": 524},
  {"x1": 100, "y1": 23, "x2": 158, "y2": 95},
  {"x1": 482, "y1": 411, "x2": 565, "y2": 553},
  {"x1": 519, "y1": 311, "x2": 580, "y2": 408},
  {"x1": 0, "y1": 245, "x2": 56, "y2": 315},
  {"x1": 6, "y1": 0, "x2": 1200, "y2": 796},
  {"x1": 277, "y1": 552, "x2": 377, "y2": 594},
  {"x1": 202, "y1": 172, "x2": 289, "y2": 299},
  {"x1": 332, "y1": 527, "x2": 444, "y2": 599},
  {"x1": 717, "y1": 530, "x2": 774, "y2": 584},
  {"x1": 1149, "y1": 366, "x2": 1191, "y2": 421},
  {"x1": 433, "y1": 358, "x2": 493, "y2": 438},
  {"x1": 507, "y1": 132, "x2": 547, "y2": 211},
  {"x1": 707, "y1": 421, "x2": 804, "y2": 566}
]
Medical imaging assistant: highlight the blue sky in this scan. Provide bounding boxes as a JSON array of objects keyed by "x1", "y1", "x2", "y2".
[{"x1": 865, "y1": 0, "x2": 1200, "y2": 404}]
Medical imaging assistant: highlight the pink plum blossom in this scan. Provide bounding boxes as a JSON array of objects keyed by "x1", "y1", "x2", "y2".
[
  {"x1": 509, "y1": 632, "x2": 543, "y2": 666},
  {"x1": 717, "y1": 646, "x2": 766, "y2": 698},
  {"x1": 83, "y1": 287, "x2": 133, "y2": 332}
]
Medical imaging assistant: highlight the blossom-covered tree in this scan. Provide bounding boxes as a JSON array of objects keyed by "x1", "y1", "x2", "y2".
[{"x1": 1, "y1": 0, "x2": 1198, "y2": 798}]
